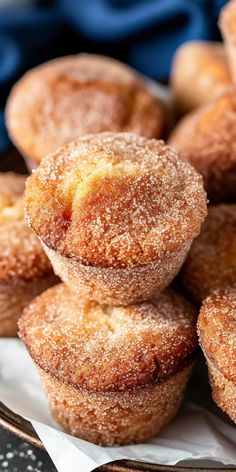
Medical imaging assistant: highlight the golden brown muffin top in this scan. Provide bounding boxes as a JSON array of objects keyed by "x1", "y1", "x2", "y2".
[
  {"x1": 0, "y1": 172, "x2": 52, "y2": 282},
  {"x1": 180, "y1": 204, "x2": 236, "y2": 304},
  {"x1": 19, "y1": 284, "x2": 197, "y2": 392},
  {"x1": 25, "y1": 132, "x2": 207, "y2": 268},
  {"x1": 171, "y1": 41, "x2": 232, "y2": 114},
  {"x1": 169, "y1": 90, "x2": 236, "y2": 200},
  {"x1": 198, "y1": 288, "x2": 236, "y2": 383},
  {"x1": 6, "y1": 54, "x2": 164, "y2": 164}
]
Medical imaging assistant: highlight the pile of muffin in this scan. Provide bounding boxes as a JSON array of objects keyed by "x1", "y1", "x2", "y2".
[{"x1": 1, "y1": 0, "x2": 235, "y2": 447}]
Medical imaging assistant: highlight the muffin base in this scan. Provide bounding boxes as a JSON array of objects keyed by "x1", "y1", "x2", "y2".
[
  {"x1": 38, "y1": 363, "x2": 194, "y2": 446},
  {"x1": 42, "y1": 241, "x2": 191, "y2": 305},
  {"x1": 207, "y1": 358, "x2": 236, "y2": 423},
  {"x1": 0, "y1": 275, "x2": 58, "y2": 337}
]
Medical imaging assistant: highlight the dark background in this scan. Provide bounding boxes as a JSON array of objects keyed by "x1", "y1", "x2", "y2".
[{"x1": 0, "y1": 0, "x2": 227, "y2": 151}]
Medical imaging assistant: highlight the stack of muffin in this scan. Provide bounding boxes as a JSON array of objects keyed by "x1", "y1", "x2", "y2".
[
  {"x1": 5, "y1": 55, "x2": 208, "y2": 446},
  {"x1": 2, "y1": 0, "x2": 236, "y2": 446}
]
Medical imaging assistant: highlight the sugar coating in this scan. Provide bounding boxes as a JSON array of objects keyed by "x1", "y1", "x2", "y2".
[
  {"x1": 25, "y1": 132, "x2": 207, "y2": 268},
  {"x1": 220, "y1": 0, "x2": 236, "y2": 84},
  {"x1": 19, "y1": 284, "x2": 197, "y2": 392},
  {"x1": 0, "y1": 221, "x2": 53, "y2": 282},
  {"x1": 198, "y1": 287, "x2": 236, "y2": 383},
  {"x1": 0, "y1": 172, "x2": 58, "y2": 337},
  {"x1": 39, "y1": 363, "x2": 193, "y2": 446},
  {"x1": 171, "y1": 41, "x2": 231, "y2": 114},
  {"x1": 43, "y1": 240, "x2": 191, "y2": 305},
  {"x1": 0, "y1": 274, "x2": 57, "y2": 337},
  {"x1": 169, "y1": 90, "x2": 236, "y2": 202},
  {"x1": 6, "y1": 54, "x2": 163, "y2": 164},
  {"x1": 0, "y1": 173, "x2": 53, "y2": 282},
  {"x1": 0, "y1": 183, "x2": 49, "y2": 281},
  {"x1": 180, "y1": 204, "x2": 236, "y2": 304},
  {"x1": 207, "y1": 358, "x2": 236, "y2": 424}
]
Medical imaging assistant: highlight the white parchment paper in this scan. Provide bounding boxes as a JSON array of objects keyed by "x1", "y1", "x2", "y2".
[{"x1": 0, "y1": 339, "x2": 235, "y2": 472}]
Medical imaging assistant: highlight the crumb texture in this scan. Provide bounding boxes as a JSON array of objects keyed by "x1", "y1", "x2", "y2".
[
  {"x1": 180, "y1": 204, "x2": 236, "y2": 303},
  {"x1": 19, "y1": 284, "x2": 197, "y2": 392},
  {"x1": 6, "y1": 54, "x2": 163, "y2": 163},
  {"x1": 25, "y1": 132, "x2": 206, "y2": 268}
]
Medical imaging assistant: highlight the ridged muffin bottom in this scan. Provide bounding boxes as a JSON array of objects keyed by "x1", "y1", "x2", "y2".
[
  {"x1": 38, "y1": 363, "x2": 194, "y2": 446},
  {"x1": 42, "y1": 241, "x2": 191, "y2": 305}
]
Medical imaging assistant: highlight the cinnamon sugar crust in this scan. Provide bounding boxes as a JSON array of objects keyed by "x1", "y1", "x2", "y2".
[
  {"x1": 180, "y1": 204, "x2": 236, "y2": 304},
  {"x1": 0, "y1": 172, "x2": 58, "y2": 336},
  {"x1": 206, "y1": 359, "x2": 236, "y2": 423},
  {"x1": 19, "y1": 284, "x2": 197, "y2": 392},
  {"x1": 171, "y1": 41, "x2": 232, "y2": 115},
  {"x1": 0, "y1": 275, "x2": 57, "y2": 337},
  {"x1": 0, "y1": 221, "x2": 53, "y2": 282},
  {"x1": 38, "y1": 363, "x2": 193, "y2": 445},
  {"x1": 198, "y1": 288, "x2": 236, "y2": 384},
  {"x1": 25, "y1": 133, "x2": 207, "y2": 269},
  {"x1": 6, "y1": 54, "x2": 164, "y2": 164},
  {"x1": 0, "y1": 173, "x2": 52, "y2": 281},
  {"x1": 169, "y1": 90, "x2": 236, "y2": 202},
  {"x1": 41, "y1": 240, "x2": 191, "y2": 305}
]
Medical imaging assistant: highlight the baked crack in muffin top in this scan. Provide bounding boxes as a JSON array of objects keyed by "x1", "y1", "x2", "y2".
[{"x1": 25, "y1": 132, "x2": 207, "y2": 269}]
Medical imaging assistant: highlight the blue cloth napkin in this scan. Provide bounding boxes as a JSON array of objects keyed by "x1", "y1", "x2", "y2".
[{"x1": 0, "y1": 0, "x2": 227, "y2": 152}]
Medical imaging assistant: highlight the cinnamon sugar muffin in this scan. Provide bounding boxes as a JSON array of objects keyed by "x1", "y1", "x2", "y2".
[
  {"x1": 0, "y1": 172, "x2": 57, "y2": 336},
  {"x1": 19, "y1": 284, "x2": 197, "y2": 445},
  {"x1": 179, "y1": 205, "x2": 236, "y2": 304},
  {"x1": 220, "y1": 0, "x2": 236, "y2": 85},
  {"x1": 25, "y1": 132, "x2": 207, "y2": 305},
  {"x1": 198, "y1": 288, "x2": 236, "y2": 423},
  {"x1": 171, "y1": 41, "x2": 232, "y2": 115},
  {"x1": 169, "y1": 90, "x2": 236, "y2": 202},
  {"x1": 6, "y1": 54, "x2": 164, "y2": 169}
]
